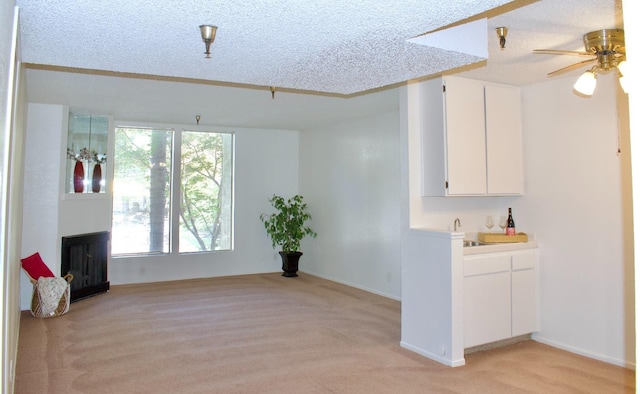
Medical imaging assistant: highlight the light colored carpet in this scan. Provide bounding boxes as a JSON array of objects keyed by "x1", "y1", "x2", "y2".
[{"x1": 15, "y1": 273, "x2": 634, "y2": 393}]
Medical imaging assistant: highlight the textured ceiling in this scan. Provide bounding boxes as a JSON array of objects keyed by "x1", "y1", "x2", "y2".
[
  {"x1": 459, "y1": 0, "x2": 624, "y2": 86},
  {"x1": 19, "y1": 0, "x2": 625, "y2": 128},
  {"x1": 15, "y1": 0, "x2": 516, "y2": 95},
  {"x1": 16, "y1": 0, "x2": 624, "y2": 96}
]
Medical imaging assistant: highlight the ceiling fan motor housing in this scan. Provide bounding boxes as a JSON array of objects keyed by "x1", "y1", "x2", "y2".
[{"x1": 584, "y1": 29, "x2": 625, "y2": 71}]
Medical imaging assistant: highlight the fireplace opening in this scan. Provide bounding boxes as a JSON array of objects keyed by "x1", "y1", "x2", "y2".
[{"x1": 61, "y1": 231, "x2": 110, "y2": 302}]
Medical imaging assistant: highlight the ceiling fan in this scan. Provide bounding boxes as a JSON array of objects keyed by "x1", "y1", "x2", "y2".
[{"x1": 533, "y1": 29, "x2": 627, "y2": 95}]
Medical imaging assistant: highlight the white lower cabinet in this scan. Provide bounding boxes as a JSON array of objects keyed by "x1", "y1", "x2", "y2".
[
  {"x1": 463, "y1": 249, "x2": 538, "y2": 348},
  {"x1": 511, "y1": 251, "x2": 540, "y2": 336}
]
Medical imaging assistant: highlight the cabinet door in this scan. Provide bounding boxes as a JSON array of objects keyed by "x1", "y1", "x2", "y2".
[
  {"x1": 421, "y1": 78, "x2": 447, "y2": 196},
  {"x1": 485, "y1": 84, "x2": 524, "y2": 195},
  {"x1": 444, "y1": 77, "x2": 487, "y2": 195},
  {"x1": 511, "y1": 251, "x2": 539, "y2": 336},
  {"x1": 463, "y1": 254, "x2": 511, "y2": 348}
]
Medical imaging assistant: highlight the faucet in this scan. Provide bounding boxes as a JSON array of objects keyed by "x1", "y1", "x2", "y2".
[{"x1": 454, "y1": 218, "x2": 461, "y2": 232}]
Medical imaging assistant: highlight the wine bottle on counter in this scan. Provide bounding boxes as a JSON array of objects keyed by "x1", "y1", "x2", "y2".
[{"x1": 506, "y1": 207, "x2": 516, "y2": 236}]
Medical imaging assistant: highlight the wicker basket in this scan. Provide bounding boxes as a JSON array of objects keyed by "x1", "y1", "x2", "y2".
[{"x1": 29, "y1": 274, "x2": 74, "y2": 318}]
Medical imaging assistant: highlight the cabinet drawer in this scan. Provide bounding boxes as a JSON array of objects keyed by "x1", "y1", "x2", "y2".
[
  {"x1": 464, "y1": 255, "x2": 511, "y2": 276},
  {"x1": 512, "y1": 250, "x2": 536, "y2": 270}
]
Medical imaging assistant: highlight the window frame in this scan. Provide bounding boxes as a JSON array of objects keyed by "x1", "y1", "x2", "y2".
[{"x1": 111, "y1": 121, "x2": 235, "y2": 257}]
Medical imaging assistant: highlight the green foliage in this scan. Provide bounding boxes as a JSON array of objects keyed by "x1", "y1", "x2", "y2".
[
  {"x1": 260, "y1": 195, "x2": 317, "y2": 252},
  {"x1": 114, "y1": 128, "x2": 229, "y2": 252},
  {"x1": 179, "y1": 132, "x2": 225, "y2": 250}
]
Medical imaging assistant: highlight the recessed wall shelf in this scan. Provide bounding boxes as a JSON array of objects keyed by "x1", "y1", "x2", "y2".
[{"x1": 66, "y1": 114, "x2": 109, "y2": 194}]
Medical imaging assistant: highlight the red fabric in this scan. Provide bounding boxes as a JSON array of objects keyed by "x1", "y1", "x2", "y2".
[{"x1": 21, "y1": 252, "x2": 55, "y2": 280}]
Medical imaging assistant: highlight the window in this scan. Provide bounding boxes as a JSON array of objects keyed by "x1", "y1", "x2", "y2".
[{"x1": 111, "y1": 125, "x2": 234, "y2": 255}]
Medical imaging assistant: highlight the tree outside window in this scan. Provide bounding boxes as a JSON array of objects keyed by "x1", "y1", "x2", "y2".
[
  {"x1": 112, "y1": 126, "x2": 233, "y2": 255},
  {"x1": 179, "y1": 131, "x2": 233, "y2": 252}
]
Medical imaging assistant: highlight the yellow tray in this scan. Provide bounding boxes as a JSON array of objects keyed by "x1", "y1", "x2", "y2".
[{"x1": 478, "y1": 232, "x2": 528, "y2": 243}]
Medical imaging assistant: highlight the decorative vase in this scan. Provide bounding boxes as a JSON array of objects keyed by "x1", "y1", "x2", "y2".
[
  {"x1": 279, "y1": 251, "x2": 303, "y2": 277},
  {"x1": 73, "y1": 161, "x2": 84, "y2": 193},
  {"x1": 92, "y1": 163, "x2": 102, "y2": 193}
]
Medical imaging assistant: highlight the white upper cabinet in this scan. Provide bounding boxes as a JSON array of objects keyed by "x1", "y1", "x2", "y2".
[
  {"x1": 421, "y1": 76, "x2": 524, "y2": 196},
  {"x1": 443, "y1": 77, "x2": 487, "y2": 195},
  {"x1": 485, "y1": 84, "x2": 524, "y2": 195}
]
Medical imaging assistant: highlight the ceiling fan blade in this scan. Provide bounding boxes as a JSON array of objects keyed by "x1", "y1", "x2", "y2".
[
  {"x1": 533, "y1": 49, "x2": 593, "y2": 57},
  {"x1": 547, "y1": 59, "x2": 597, "y2": 76}
]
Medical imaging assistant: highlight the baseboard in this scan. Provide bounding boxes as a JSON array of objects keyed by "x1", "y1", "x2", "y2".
[
  {"x1": 71, "y1": 281, "x2": 110, "y2": 302},
  {"x1": 465, "y1": 334, "x2": 531, "y2": 355},
  {"x1": 533, "y1": 334, "x2": 636, "y2": 370},
  {"x1": 400, "y1": 341, "x2": 466, "y2": 367},
  {"x1": 299, "y1": 269, "x2": 401, "y2": 301}
]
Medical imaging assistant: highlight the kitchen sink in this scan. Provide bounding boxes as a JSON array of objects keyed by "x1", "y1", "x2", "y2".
[{"x1": 463, "y1": 240, "x2": 482, "y2": 247}]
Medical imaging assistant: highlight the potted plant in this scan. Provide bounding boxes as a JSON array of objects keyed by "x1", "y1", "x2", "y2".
[{"x1": 260, "y1": 194, "x2": 317, "y2": 277}]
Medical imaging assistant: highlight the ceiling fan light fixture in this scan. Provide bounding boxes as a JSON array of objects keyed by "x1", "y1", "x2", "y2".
[
  {"x1": 616, "y1": 60, "x2": 629, "y2": 93},
  {"x1": 199, "y1": 24, "x2": 218, "y2": 59},
  {"x1": 574, "y1": 70, "x2": 597, "y2": 96},
  {"x1": 535, "y1": 29, "x2": 627, "y2": 97},
  {"x1": 619, "y1": 75, "x2": 628, "y2": 94},
  {"x1": 617, "y1": 60, "x2": 627, "y2": 76}
]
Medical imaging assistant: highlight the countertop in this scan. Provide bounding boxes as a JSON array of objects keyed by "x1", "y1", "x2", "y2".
[{"x1": 463, "y1": 240, "x2": 538, "y2": 255}]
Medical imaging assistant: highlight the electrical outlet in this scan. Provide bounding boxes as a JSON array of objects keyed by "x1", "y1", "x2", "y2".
[{"x1": 440, "y1": 346, "x2": 446, "y2": 356}]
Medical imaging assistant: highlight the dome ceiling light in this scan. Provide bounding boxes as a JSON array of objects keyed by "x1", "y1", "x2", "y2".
[
  {"x1": 496, "y1": 27, "x2": 508, "y2": 50},
  {"x1": 199, "y1": 25, "x2": 218, "y2": 59}
]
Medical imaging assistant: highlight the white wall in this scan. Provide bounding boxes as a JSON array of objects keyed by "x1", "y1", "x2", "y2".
[
  {"x1": 20, "y1": 103, "x2": 66, "y2": 310},
  {"x1": 404, "y1": 78, "x2": 520, "y2": 233},
  {"x1": 402, "y1": 73, "x2": 634, "y2": 368},
  {"x1": 20, "y1": 101, "x2": 300, "y2": 309},
  {"x1": 622, "y1": 0, "x2": 640, "y2": 381},
  {"x1": 19, "y1": 66, "x2": 635, "y2": 369},
  {"x1": 517, "y1": 73, "x2": 634, "y2": 367},
  {"x1": 401, "y1": 229, "x2": 465, "y2": 366},
  {"x1": 0, "y1": 1, "x2": 13, "y2": 137},
  {"x1": 2, "y1": 4, "x2": 27, "y2": 391},
  {"x1": 108, "y1": 127, "x2": 299, "y2": 284},
  {"x1": 299, "y1": 105, "x2": 402, "y2": 299},
  {"x1": 21, "y1": 104, "x2": 115, "y2": 310},
  {"x1": 22, "y1": 70, "x2": 403, "y2": 309}
]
